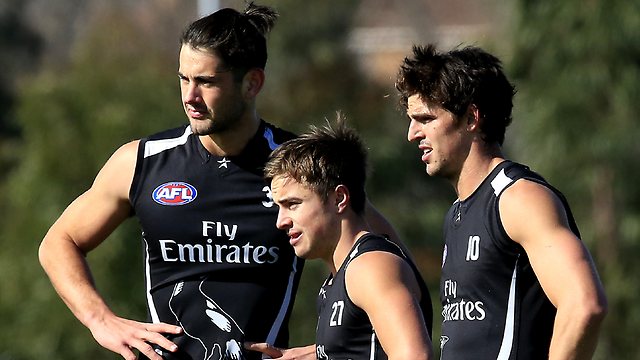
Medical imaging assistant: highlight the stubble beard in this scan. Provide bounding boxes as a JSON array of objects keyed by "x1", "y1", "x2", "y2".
[
  {"x1": 189, "y1": 118, "x2": 223, "y2": 136},
  {"x1": 425, "y1": 160, "x2": 445, "y2": 178},
  {"x1": 188, "y1": 102, "x2": 247, "y2": 136}
]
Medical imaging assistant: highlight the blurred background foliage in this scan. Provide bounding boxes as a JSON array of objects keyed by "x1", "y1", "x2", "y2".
[
  {"x1": 0, "y1": 0, "x2": 637, "y2": 358},
  {"x1": 509, "y1": 1, "x2": 640, "y2": 357}
]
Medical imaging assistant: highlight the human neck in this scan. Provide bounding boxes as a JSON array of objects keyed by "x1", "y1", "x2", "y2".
[
  {"x1": 452, "y1": 143, "x2": 505, "y2": 200},
  {"x1": 199, "y1": 112, "x2": 260, "y2": 157},
  {"x1": 328, "y1": 216, "x2": 370, "y2": 275}
]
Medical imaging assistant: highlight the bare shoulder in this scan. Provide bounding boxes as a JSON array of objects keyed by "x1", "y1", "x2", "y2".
[
  {"x1": 499, "y1": 178, "x2": 572, "y2": 245},
  {"x1": 347, "y1": 251, "x2": 404, "y2": 279},
  {"x1": 345, "y1": 251, "x2": 418, "y2": 306},
  {"x1": 92, "y1": 140, "x2": 140, "y2": 196},
  {"x1": 103, "y1": 140, "x2": 140, "y2": 173},
  {"x1": 500, "y1": 177, "x2": 556, "y2": 203}
]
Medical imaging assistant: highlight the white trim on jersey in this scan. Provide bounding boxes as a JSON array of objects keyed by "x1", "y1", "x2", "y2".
[
  {"x1": 491, "y1": 168, "x2": 513, "y2": 196},
  {"x1": 144, "y1": 126, "x2": 192, "y2": 158},
  {"x1": 144, "y1": 238, "x2": 161, "y2": 323},
  {"x1": 369, "y1": 332, "x2": 376, "y2": 360},
  {"x1": 496, "y1": 257, "x2": 519, "y2": 360},
  {"x1": 265, "y1": 256, "x2": 301, "y2": 346}
]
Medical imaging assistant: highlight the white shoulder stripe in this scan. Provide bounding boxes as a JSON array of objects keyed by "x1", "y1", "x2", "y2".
[
  {"x1": 144, "y1": 126, "x2": 192, "y2": 158},
  {"x1": 491, "y1": 168, "x2": 514, "y2": 196},
  {"x1": 349, "y1": 243, "x2": 361, "y2": 260}
]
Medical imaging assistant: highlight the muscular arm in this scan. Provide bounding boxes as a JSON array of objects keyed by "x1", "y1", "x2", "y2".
[
  {"x1": 38, "y1": 141, "x2": 181, "y2": 360},
  {"x1": 346, "y1": 251, "x2": 434, "y2": 360},
  {"x1": 500, "y1": 180, "x2": 607, "y2": 360}
]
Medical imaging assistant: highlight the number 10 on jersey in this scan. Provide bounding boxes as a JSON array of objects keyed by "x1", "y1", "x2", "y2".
[{"x1": 466, "y1": 235, "x2": 480, "y2": 261}]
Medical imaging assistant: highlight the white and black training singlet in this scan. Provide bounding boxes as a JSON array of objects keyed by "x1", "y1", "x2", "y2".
[
  {"x1": 129, "y1": 121, "x2": 304, "y2": 360},
  {"x1": 439, "y1": 160, "x2": 580, "y2": 359},
  {"x1": 315, "y1": 233, "x2": 433, "y2": 360}
]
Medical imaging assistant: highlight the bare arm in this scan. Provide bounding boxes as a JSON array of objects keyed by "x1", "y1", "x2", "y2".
[
  {"x1": 500, "y1": 180, "x2": 607, "y2": 360},
  {"x1": 347, "y1": 251, "x2": 434, "y2": 360},
  {"x1": 244, "y1": 342, "x2": 316, "y2": 359},
  {"x1": 38, "y1": 141, "x2": 181, "y2": 360}
]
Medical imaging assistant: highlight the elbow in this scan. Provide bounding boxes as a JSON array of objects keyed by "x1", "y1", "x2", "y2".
[
  {"x1": 577, "y1": 291, "x2": 608, "y2": 329},
  {"x1": 589, "y1": 284, "x2": 608, "y2": 321},
  {"x1": 38, "y1": 236, "x2": 55, "y2": 271},
  {"x1": 590, "y1": 292, "x2": 608, "y2": 324},
  {"x1": 416, "y1": 350, "x2": 435, "y2": 360},
  {"x1": 38, "y1": 232, "x2": 70, "y2": 270},
  {"x1": 556, "y1": 289, "x2": 608, "y2": 336},
  {"x1": 38, "y1": 238, "x2": 49, "y2": 268}
]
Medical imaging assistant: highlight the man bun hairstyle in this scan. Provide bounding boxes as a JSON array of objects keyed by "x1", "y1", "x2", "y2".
[
  {"x1": 180, "y1": 2, "x2": 278, "y2": 77},
  {"x1": 244, "y1": 2, "x2": 278, "y2": 37}
]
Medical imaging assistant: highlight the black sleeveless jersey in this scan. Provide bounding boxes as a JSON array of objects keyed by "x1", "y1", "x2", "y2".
[
  {"x1": 439, "y1": 161, "x2": 580, "y2": 359},
  {"x1": 129, "y1": 121, "x2": 304, "y2": 360},
  {"x1": 315, "y1": 233, "x2": 433, "y2": 360}
]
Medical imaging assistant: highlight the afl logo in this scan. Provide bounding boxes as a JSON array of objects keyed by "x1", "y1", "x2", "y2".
[{"x1": 152, "y1": 182, "x2": 197, "y2": 206}]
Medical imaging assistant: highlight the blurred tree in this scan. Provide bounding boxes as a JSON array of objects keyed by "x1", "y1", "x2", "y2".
[
  {"x1": 0, "y1": 0, "x2": 42, "y2": 184},
  {"x1": 0, "y1": 5, "x2": 183, "y2": 359},
  {"x1": 0, "y1": 0, "x2": 42, "y2": 134},
  {"x1": 509, "y1": 0, "x2": 640, "y2": 358}
]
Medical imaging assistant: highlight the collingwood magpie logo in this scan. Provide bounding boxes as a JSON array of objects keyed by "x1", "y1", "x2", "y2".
[{"x1": 169, "y1": 279, "x2": 246, "y2": 360}]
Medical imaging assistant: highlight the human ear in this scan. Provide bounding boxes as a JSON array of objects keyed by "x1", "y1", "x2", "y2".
[
  {"x1": 466, "y1": 104, "x2": 481, "y2": 131},
  {"x1": 242, "y1": 68, "x2": 265, "y2": 99},
  {"x1": 334, "y1": 185, "x2": 350, "y2": 213}
]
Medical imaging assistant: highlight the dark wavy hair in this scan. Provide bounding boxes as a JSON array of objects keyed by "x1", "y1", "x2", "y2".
[
  {"x1": 396, "y1": 44, "x2": 516, "y2": 145},
  {"x1": 180, "y1": 2, "x2": 278, "y2": 79}
]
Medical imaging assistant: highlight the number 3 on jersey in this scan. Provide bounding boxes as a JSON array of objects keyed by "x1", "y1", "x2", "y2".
[
  {"x1": 262, "y1": 186, "x2": 274, "y2": 208},
  {"x1": 330, "y1": 300, "x2": 344, "y2": 326}
]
